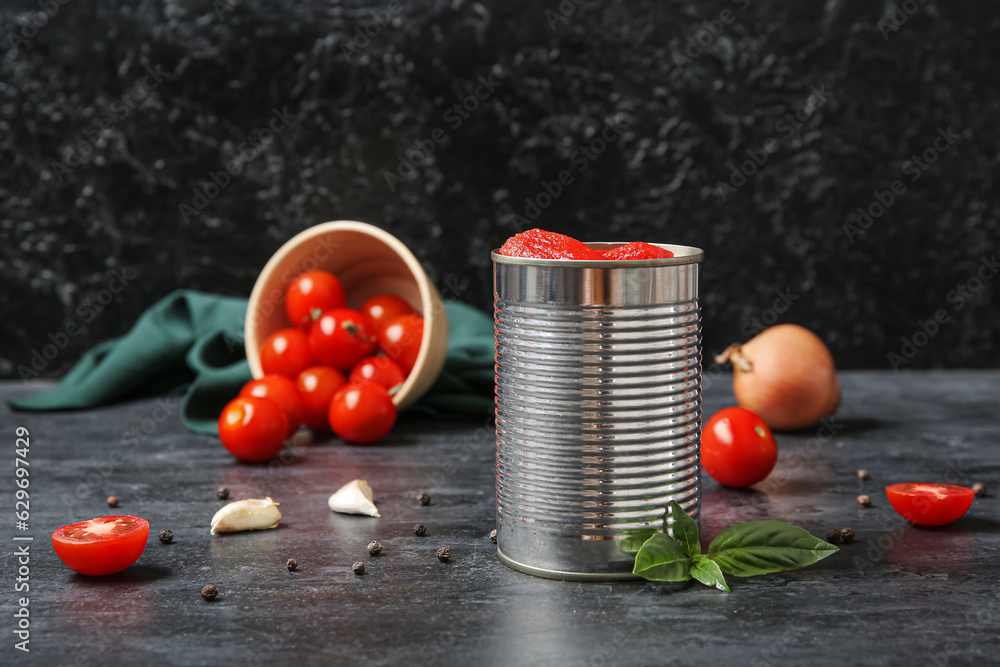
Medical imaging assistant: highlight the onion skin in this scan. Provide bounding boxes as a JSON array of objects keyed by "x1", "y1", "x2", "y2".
[{"x1": 716, "y1": 324, "x2": 840, "y2": 431}]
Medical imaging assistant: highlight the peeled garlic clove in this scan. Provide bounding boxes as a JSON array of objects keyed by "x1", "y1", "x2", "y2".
[
  {"x1": 328, "y1": 479, "x2": 380, "y2": 517},
  {"x1": 211, "y1": 497, "x2": 282, "y2": 535}
]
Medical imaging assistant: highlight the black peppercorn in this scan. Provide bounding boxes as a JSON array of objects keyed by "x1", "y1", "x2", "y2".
[
  {"x1": 352, "y1": 561, "x2": 365, "y2": 575},
  {"x1": 286, "y1": 559, "x2": 298, "y2": 572},
  {"x1": 972, "y1": 482, "x2": 987, "y2": 498},
  {"x1": 825, "y1": 529, "x2": 841, "y2": 544},
  {"x1": 840, "y1": 527, "x2": 855, "y2": 543},
  {"x1": 367, "y1": 540, "x2": 383, "y2": 556},
  {"x1": 158, "y1": 529, "x2": 174, "y2": 544},
  {"x1": 857, "y1": 494, "x2": 872, "y2": 507},
  {"x1": 417, "y1": 493, "x2": 431, "y2": 506},
  {"x1": 857, "y1": 469, "x2": 870, "y2": 480},
  {"x1": 107, "y1": 496, "x2": 119, "y2": 508},
  {"x1": 413, "y1": 524, "x2": 426, "y2": 537},
  {"x1": 436, "y1": 547, "x2": 451, "y2": 562},
  {"x1": 201, "y1": 585, "x2": 218, "y2": 601},
  {"x1": 489, "y1": 529, "x2": 497, "y2": 544},
  {"x1": 217, "y1": 487, "x2": 230, "y2": 501}
]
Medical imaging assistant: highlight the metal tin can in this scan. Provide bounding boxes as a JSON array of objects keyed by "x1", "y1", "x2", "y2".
[{"x1": 493, "y1": 243, "x2": 704, "y2": 580}]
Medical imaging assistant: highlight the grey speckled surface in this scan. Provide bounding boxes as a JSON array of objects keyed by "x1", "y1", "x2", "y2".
[
  {"x1": 1, "y1": 370, "x2": 998, "y2": 666},
  {"x1": 1, "y1": 1, "x2": 999, "y2": 379}
]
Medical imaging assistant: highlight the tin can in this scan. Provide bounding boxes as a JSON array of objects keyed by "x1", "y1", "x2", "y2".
[{"x1": 493, "y1": 243, "x2": 704, "y2": 580}]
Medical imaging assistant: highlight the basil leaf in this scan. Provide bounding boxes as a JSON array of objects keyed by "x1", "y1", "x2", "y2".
[
  {"x1": 617, "y1": 528, "x2": 658, "y2": 556},
  {"x1": 633, "y1": 533, "x2": 692, "y2": 582},
  {"x1": 707, "y1": 520, "x2": 839, "y2": 576},
  {"x1": 690, "y1": 555, "x2": 730, "y2": 592},
  {"x1": 667, "y1": 501, "x2": 700, "y2": 556}
]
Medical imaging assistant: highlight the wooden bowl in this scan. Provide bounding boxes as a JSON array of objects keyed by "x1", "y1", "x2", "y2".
[{"x1": 245, "y1": 220, "x2": 449, "y2": 410}]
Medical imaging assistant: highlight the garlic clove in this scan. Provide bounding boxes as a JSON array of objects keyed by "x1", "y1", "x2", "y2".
[
  {"x1": 328, "y1": 479, "x2": 380, "y2": 517},
  {"x1": 211, "y1": 497, "x2": 282, "y2": 535}
]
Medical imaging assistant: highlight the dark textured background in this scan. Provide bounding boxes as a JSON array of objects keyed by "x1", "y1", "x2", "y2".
[{"x1": 2, "y1": 0, "x2": 998, "y2": 380}]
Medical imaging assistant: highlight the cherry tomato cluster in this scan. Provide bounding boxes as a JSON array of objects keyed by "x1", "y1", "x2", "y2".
[{"x1": 218, "y1": 270, "x2": 425, "y2": 461}]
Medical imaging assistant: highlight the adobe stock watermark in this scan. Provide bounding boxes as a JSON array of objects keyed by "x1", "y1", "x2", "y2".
[
  {"x1": 339, "y1": 0, "x2": 410, "y2": 63},
  {"x1": 500, "y1": 116, "x2": 630, "y2": 231},
  {"x1": 887, "y1": 252, "x2": 997, "y2": 370},
  {"x1": 16, "y1": 267, "x2": 137, "y2": 381},
  {"x1": 179, "y1": 106, "x2": 297, "y2": 223},
  {"x1": 382, "y1": 69, "x2": 502, "y2": 191},
  {"x1": 5, "y1": 0, "x2": 72, "y2": 54},
  {"x1": 43, "y1": 65, "x2": 167, "y2": 183},
  {"x1": 876, "y1": 0, "x2": 931, "y2": 41},
  {"x1": 715, "y1": 83, "x2": 832, "y2": 201},
  {"x1": 740, "y1": 287, "x2": 799, "y2": 337},
  {"x1": 843, "y1": 126, "x2": 962, "y2": 244},
  {"x1": 669, "y1": 0, "x2": 751, "y2": 73}
]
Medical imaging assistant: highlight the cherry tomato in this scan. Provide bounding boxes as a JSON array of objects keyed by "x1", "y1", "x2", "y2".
[
  {"x1": 350, "y1": 356, "x2": 407, "y2": 392},
  {"x1": 886, "y1": 483, "x2": 976, "y2": 526},
  {"x1": 52, "y1": 515, "x2": 149, "y2": 576},
  {"x1": 296, "y1": 366, "x2": 347, "y2": 430},
  {"x1": 239, "y1": 374, "x2": 304, "y2": 436},
  {"x1": 361, "y1": 294, "x2": 414, "y2": 334},
  {"x1": 377, "y1": 313, "x2": 424, "y2": 375},
  {"x1": 259, "y1": 328, "x2": 314, "y2": 379},
  {"x1": 285, "y1": 270, "x2": 346, "y2": 331},
  {"x1": 328, "y1": 382, "x2": 396, "y2": 444},
  {"x1": 701, "y1": 407, "x2": 778, "y2": 488},
  {"x1": 308, "y1": 308, "x2": 377, "y2": 372},
  {"x1": 217, "y1": 396, "x2": 289, "y2": 462}
]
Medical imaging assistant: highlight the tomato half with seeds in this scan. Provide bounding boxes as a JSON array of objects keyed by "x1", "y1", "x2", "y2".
[
  {"x1": 701, "y1": 406, "x2": 778, "y2": 488},
  {"x1": 52, "y1": 515, "x2": 150, "y2": 576},
  {"x1": 285, "y1": 270, "x2": 346, "y2": 331},
  {"x1": 886, "y1": 483, "x2": 975, "y2": 526}
]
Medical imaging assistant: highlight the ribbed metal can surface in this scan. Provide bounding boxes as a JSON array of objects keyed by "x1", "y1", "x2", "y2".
[{"x1": 493, "y1": 244, "x2": 704, "y2": 580}]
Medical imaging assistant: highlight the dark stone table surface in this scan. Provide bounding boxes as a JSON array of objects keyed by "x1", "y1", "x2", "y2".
[{"x1": 1, "y1": 370, "x2": 998, "y2": 666}]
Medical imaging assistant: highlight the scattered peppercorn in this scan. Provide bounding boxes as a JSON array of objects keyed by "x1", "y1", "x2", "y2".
[
  {"x1": 840, "y1": 527, "x2": 855, "y2": 543},
  {"x1": 286, "y1": 559, "x2": 298, "y2": 572},
  {"x1": 413, "y1": 524, "x2": 426, "y2": 537},
  {"x1": 489, "y1": 529, "x2": 497, "y2": 545},
  {"x1": 201, "y1": 585, "x2": 218, "y2": 601},
  {"x1": 972, "y1": 482, "x2": 988, "y2": 498},
  {"x1": 825, "y1": 529, "x2": 841, "y2": 544},
  {"x1": 436, "y1": 547, "x2": 451, "y2": 562},
  {"x1": 367, "y1": 540, "x2": 383, "y2": 556},
  {"x1": 158, "y1": 529, "x2": 174, "y2": 544},
  {"x1": 217, "y1": 487, "x2": 230, "y2": 501},
  {"x1": 857, "y1": 469, "x2": 870, "y2": 480},
  {"x1": 107, "y1": 496, "x2": 119, "y2": 508},
  {"x1": 352, "y1": 561, "x2": 365, "y2": 575},
  {"x1": 417, "y1": 493, "x2": 431, "y2": 506},
  {"x1": 857, "y1": 494, "x2": 872, "y2": 507}
]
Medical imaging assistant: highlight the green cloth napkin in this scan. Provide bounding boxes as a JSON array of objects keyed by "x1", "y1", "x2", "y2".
[{"x1": 7, "y1": 290, "x2": 495, "y2": 435}]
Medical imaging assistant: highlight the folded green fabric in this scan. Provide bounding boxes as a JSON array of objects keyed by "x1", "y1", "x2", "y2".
[{"x1": 7, "y1": 290, "x2": 495, "y2": 435}]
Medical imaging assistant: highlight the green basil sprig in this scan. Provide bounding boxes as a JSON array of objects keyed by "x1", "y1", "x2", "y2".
[{"x1": 628, "y1": 501, "x2": 838, "y2": 592}]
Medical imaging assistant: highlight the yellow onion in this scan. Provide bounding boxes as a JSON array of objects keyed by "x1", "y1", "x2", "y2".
[{"x1": 715, "y1": 324, "x2": 840, "y2": 431}]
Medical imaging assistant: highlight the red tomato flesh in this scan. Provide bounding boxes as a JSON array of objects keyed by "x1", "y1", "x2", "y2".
[
  {"x1": 602, "y1": 242, "x2": 675, "y2": 260},
  {"x1": 52, "y1": 515, "x2": 149, "y2": 576},
  {"x1": 886, "y1": 483, "x2": 975, "y2": 526},
  {"x1": 497, "y1": 229, "x2": 603, "y2": 260},
  {"x1": 701, "y1": 406, "x2": 778, "y2": 488}
]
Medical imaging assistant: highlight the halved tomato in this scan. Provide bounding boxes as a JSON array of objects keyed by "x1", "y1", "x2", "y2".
[
  {"x1": 52, "y1": 515, "x2": 150, "y2": 576},
  {"x1": 885, "y1": 483, "x2": 975, "y2": 526}
]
